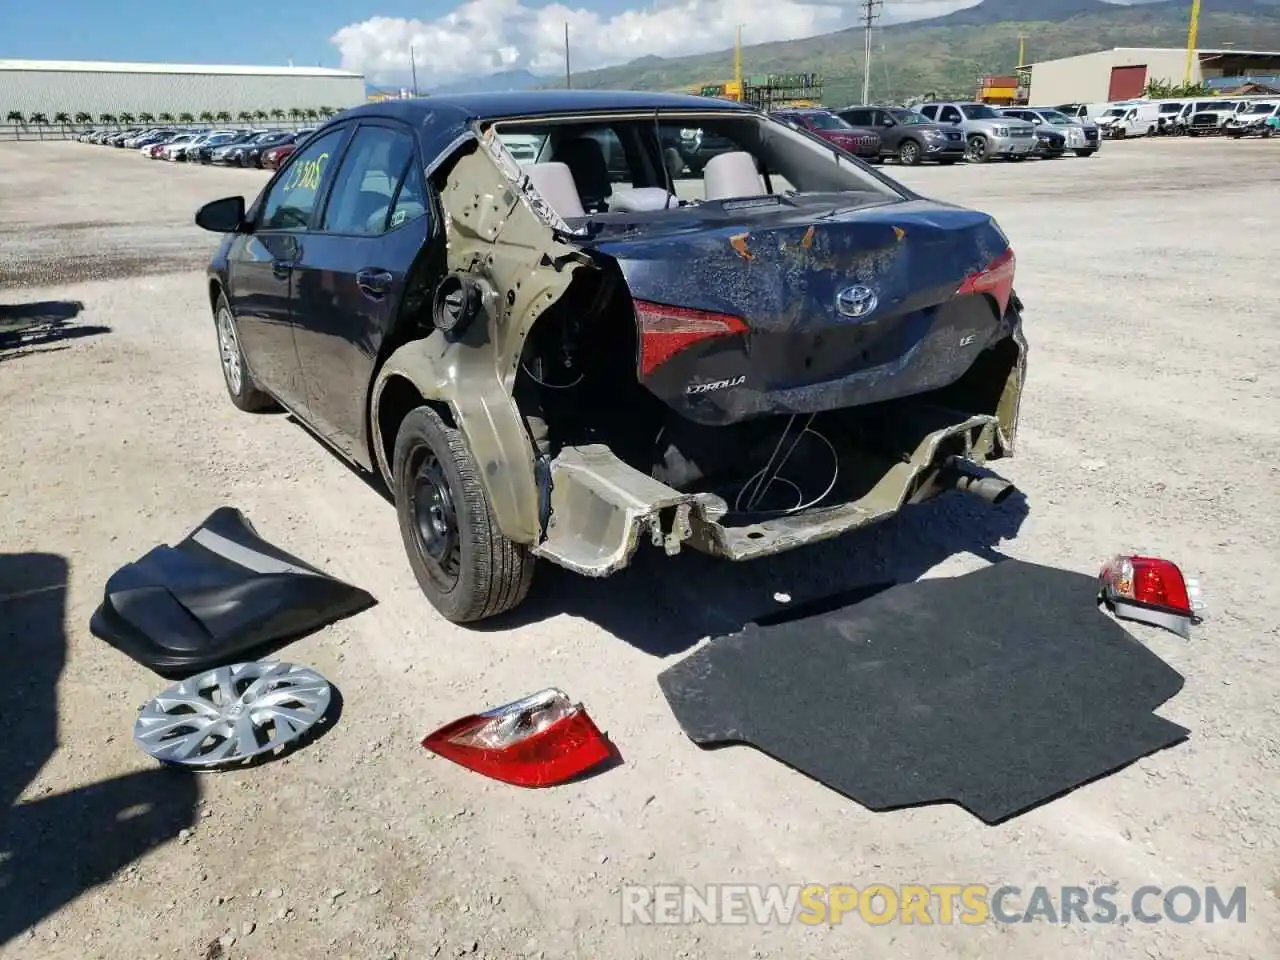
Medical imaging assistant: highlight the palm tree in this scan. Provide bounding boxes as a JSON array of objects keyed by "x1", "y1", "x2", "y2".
[
  {"x1": 288, "y1": 107, "x2": 303, "y2": 122},
  {"x1": 139, "y1": 112, "x2": 155, "y2": 124},
  {"x1": 317, "y1": 106, "x2": 335, "y2": 118},
  {"x1": 199, "y1": 111, "x2": 215, "y2": 123},
  {"x1": 54, "y1": 112, "x2": 71, "y2": 138},
  {"x1": 118, "y1": 112, "x2": 135, "y2": 125},
  {"x1": 74, "y1": 111, "x2": 92, "y2": 127},
  {"x1": 159, "y1": 112, "x2": 174, "y2": 123},
  {"x1": 215, "y1": 111, "x2": 232, "y2": 123},
  {"x1": 98, "y1": 113, "x2": 117, "y2": 126},
  {"x1": 253, "y1": 109, "x2": 268, "y2": 121},
  {"x1": 179, "y1": 112, "x2": 195, "y2": 124},
  {"x1": 304, "y1": 108, "x2": 319, "y2": 121},
  {"x1": 6, "y1": 110, "x2": 23, "y2": 140},
  {"x1": 237, "y1": 110, "x2": 253, "y2": 122},
  {"x1": 28, "y1": 112, "x2": 48, "y2": 140},
  {"x1": 270, "y1": 108, "x2": 286, "y2": 121}
]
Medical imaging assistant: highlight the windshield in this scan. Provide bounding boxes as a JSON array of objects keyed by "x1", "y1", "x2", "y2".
[
  {"x1": 960, "y1": 104, "x2": 1000, "y2": 120},
  {"x1": 1160, "y1": 103, "x2": 1182, "y2": 113},
  {"x1": 890, "y1": 111, "x2": 928, "y2": 125},
  {"x1": 1247, "y1": 103, "x2": 1275, "y2": 113},
  {"x1": 805, "y1": 112, "x2": 853, "y2": 130},
  {"x1": 1103, "y1": 108, "x2": 1125, "y2": 118},
  {"x1": 1038, "y1": 111, "x2": 1072, "y2": 125}
]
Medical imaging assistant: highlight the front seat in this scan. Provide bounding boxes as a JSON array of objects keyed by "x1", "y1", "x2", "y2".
[{"x1": 551, "y1": 137, "x2": 613, "y2": 212}]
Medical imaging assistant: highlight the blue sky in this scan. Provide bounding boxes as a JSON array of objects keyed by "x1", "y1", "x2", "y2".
[{"x1": 1, "y1": 0, "x2": 987, "y2": 85}]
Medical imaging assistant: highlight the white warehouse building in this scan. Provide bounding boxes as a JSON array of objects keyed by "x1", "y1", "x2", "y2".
[{"x1": 0, "y1": 59, "x2": 366, "y2": 119}]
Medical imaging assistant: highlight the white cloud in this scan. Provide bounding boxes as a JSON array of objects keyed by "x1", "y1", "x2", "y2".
[{"x1": 331, "y1": 0, "x2": 864, "y2": 87}]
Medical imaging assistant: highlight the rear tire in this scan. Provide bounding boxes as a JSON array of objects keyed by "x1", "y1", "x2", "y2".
[
  {"x1": 1074, "y1": 149, "x2": 1095, "y2": 157},
  {"x1": 392, "y1": 406, "x2": 535, "y2": 624},
  {"x1": 898, "y1": 139, "x2": 922, "y2": 166},
  {"x1": 214, "y1": 293, "x2": 276, "y2": 413}
]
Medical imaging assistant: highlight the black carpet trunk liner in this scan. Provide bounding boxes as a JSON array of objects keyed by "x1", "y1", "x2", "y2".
[{"x1": 658, "y1": 560, "x2": 1188, "y2": 824}]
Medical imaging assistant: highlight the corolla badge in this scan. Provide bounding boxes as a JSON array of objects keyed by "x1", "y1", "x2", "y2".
[{"x1": 836, "y1": 284, "x2": 878, "y2": 318}]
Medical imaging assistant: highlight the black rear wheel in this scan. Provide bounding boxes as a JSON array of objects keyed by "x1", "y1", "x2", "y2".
[{"x1": 393, "y1": 406, "x2": 534, "y2": 623}]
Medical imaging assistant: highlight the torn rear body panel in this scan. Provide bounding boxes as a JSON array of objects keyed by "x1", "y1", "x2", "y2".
[{"x1": 372, "y1": 99, "x2": 1027, "y2": 584}]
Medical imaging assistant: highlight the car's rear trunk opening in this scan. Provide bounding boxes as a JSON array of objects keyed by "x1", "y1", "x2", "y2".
[{"x1": 517, "y1": 270, "x2": 1025, "y2": 571}]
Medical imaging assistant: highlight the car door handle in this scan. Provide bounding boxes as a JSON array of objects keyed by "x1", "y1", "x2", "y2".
[{"x1": 357, "y1": 268, "x2": 393, "y2": 299}]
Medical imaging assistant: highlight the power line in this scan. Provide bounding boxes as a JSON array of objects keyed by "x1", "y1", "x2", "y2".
[{"x1": 859, "y1": 0, "x2": 884, "y2": 105}]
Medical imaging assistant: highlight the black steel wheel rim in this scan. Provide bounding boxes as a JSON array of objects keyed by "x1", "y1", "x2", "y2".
[{"x1": 409, "y1": 447, "x2": 461, "y2": 586}]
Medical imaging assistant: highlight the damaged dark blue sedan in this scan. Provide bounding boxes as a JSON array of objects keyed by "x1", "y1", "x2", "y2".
[{"x1": 195, "y1": 90, "x2": 1028, "y2": 623}]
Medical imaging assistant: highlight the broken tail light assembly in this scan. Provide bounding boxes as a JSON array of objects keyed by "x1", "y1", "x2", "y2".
[
  {"x1": 634, "y1": 300, "x2": 749, "y2": 377},
  {"x1": 422, "y1": 688, "x2": 615, "y2": 787},
  {"x1": 956, "y1": 247, "x2": 1016, "y2": 317},
  {"x1": 1098, "y1": 555, "x2": 1205, "y2": 639}
]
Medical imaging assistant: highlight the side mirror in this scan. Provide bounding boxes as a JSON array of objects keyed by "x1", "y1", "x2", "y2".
[
  {"x1": 1031, "y1": 117, "x2": 1042, "y2": 124},
  {"x1": 195, "y1": 195, "x2": 247, "y2": 233}
]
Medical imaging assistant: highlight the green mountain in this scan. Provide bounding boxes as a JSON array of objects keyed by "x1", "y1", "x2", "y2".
[{"x1": 558, "y1": 0, "x2": 1280, "y2": 106}]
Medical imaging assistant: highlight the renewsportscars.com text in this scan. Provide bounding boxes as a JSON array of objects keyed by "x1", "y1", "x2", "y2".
[{"x1": 620, "y1": 883, "x2": 1248, "y2": 926}]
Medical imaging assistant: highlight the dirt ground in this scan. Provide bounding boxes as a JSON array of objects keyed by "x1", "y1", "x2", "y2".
[{"x1": 1, "y1": 137, "x2": 1278, "y2": 960}]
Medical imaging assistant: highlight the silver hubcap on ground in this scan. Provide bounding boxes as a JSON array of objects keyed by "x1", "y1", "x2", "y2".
[
  {"x1": 134, "y1": 662, "x2": 332, "y2": 768},
  {"x1": 217, "y1": 306, "x2": 243, "y2": 395}
]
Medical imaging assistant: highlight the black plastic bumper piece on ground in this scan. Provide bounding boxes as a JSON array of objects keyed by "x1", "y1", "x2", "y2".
[
  {"x1": 90, "y1": 507, "x2": 376, "y2": 678},
  {"x1": 658, "y1": 559, "x2": 1188, "y2": 824}
]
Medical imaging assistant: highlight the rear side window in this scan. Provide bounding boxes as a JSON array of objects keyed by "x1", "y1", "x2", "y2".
[
  {"x1": 843, "y1": 109, "x2": 872, "y2": 126},
  {"x1": 918, "y1": 105, "x2": 937, "y2": 119},
  {"x1": 321, "y1": 125, "x2": 418, "y2": 235},
  {"x1": 259, "y1": 128, "x2": 345, "y2": 231}
]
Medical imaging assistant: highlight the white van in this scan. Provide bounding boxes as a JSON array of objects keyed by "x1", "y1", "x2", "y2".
[
  {"x1": 1053, "y1": 102, "x2": 1112, "y2": 122},
  {"x1": 1095, "y1": 101, "x2": 1160, "y2": 138}
]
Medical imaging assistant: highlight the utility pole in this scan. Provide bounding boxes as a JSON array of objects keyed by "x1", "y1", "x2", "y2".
[
  {"x1": 860, "y1": 0, "x2": 883, "y2": 105},
  {"x1": 410, "y1": 45, "x2": 419, "y2": 97},
  {"x1": 734, "y1": 25, "x2": 743, "y2": 101},
  {"x1": 564, "y1": 23, "x2": 572, "y2": 89},
  {"x1": 1184, "y1": 0, "x2": 1202, "y2": 85}
]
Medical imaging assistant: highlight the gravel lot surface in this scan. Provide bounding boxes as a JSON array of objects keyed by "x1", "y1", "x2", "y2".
[{"x1": 1, "y1": 138, "x2": 1277, "y2": 960}]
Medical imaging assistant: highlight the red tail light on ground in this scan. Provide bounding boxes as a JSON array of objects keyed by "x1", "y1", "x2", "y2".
[
  {"x1": 956, "y1": 247, "x2": 1016, "y2": 316},
  {"x1": 1098, "y1": 555, "x2": 1204, "y2": 639},
  {"x1": 422, "y1": 688, "x2": 614, "y2": 787}
]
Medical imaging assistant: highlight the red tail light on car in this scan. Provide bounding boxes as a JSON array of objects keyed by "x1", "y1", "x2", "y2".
[
  {"x1": 1098, "y1": 554, "x2": 1204, "y2": 639},
  {"x1": 956, "y1": 247, "x2": 1016, "y2": 316},
  {"x1": 635, "y1": 300, "x2": 749, "y2": 377},
  {"x1": 422, "y1": 688, "x2": 614, "y2": 787}
]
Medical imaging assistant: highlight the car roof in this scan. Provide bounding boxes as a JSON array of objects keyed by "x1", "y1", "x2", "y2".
[{"x1": 341, "y1": 89, "x2": 753, "y2": 127}]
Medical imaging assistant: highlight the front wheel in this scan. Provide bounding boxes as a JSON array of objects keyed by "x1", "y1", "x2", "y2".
[
  {"x1": 966, "y1": 135, "x2": 990, "y2": 163},
  {"x1": 1074, "y1": 149, "x2": 1096, "y2": 157},
  {"x1": 214, "y1": 294, "x2": 276, "y2": 412},
  {"x1": 898, "y1": 139, "x2": 922, "y2": 166},
  {"x1": 393, "y1": 407, "x2": 535, "y2": 624}
]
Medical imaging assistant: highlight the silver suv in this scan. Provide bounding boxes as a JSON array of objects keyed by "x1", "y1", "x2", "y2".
[{"x1": 914, "y1": 101, "x2": 1036, "y2": 163}]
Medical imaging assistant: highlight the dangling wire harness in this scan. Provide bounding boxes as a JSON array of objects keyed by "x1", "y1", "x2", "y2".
[{"x1": 731, "y1": 413, "x2": 840, "y2": 517}]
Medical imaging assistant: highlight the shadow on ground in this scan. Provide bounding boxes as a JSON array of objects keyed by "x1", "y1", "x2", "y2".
[
  {"x1": 480, "y1": 484, "x2": 1030, "y2": 657},
  {"x1": 0, "y1": 300, "x2": 110, "y2": 361},
  {"x1": 0, "y1": 552, "x2": 199, "y2": 946}
]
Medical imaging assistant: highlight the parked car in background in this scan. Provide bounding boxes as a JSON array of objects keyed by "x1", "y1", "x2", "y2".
[
  {"x1": 1053, "y1": 102, "x2": 1112, "y2": 123},
  {"x1": 1096, "y1": 101, "x2": 1159, "y2": 138},
  {"x1": 1226, "y1": 101, "x2": 1279, "y2": 137},
  {"x1": 914, "y1": 101, "x2": 1036, "y2": 163},
  {"x1": 193, "y1": 130, "x2": 255, "y2": 163},
  {"x1": 836, "y1": 105, "x2": 964, "y2": 165},
  {"x1": 1004, "y1": 106, "x2": 1099, "y2": 157},
  {"x1": 770, "y1": 108, "x2": 882, "y2": 162},
  {"x1": 232, "y1": 131, "x2": 298, "y2": 167},
  {"x1": 1029, "y1": 125, "x2": 1066, "y2": 158},
  {"x1": 1188, "y1": 100, "x2": 1241, "y2": 136},
  {"x1": 1155, "y1": 100, "x2": 1185, "y2": 134},
  {"x1": 207, "y1": 131, "x2": 267, "y2": 165}
]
